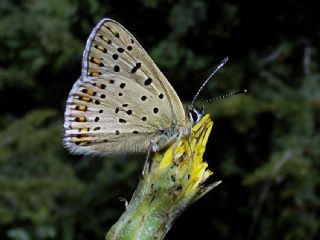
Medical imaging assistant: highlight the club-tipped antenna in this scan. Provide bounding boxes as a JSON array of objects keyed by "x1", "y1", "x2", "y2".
[
  {"x1": 191, "y1": 57, "x2": 229, "y2": 107},
  {"x1": 200, "y1": 89, "x2": 248, "y2": 105}
]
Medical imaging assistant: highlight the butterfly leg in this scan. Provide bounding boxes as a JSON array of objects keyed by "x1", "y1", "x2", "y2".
[
  {"x1": 187, "y1": 125, "x2": 193, "y2": 143},
  {"x1": 118, "y1": 197, "x2": 129, "y2": 209},
  {"x1": 172, "y1": 126, "x2": 192, "y2": 160},
  {"x1": 142, "y1": 143, "x2": 154, "y2": 177},
  {"x1": 172, "y1": 132, "x2": 183, "y2": 161}
]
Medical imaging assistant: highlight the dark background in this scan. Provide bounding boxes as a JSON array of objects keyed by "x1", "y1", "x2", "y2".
[{"x1": 1, "y1": 0, "x2": 319, "y2": 239}]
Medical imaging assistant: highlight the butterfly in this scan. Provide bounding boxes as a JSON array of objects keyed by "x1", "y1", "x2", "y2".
[{"x1": 63, "y1": 18, "x2": 204, "y2": 155}]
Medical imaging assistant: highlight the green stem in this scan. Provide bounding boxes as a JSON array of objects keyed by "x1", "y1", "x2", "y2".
[{"x1": 106, "y1": 177, "x2": 183, "y2": 240}]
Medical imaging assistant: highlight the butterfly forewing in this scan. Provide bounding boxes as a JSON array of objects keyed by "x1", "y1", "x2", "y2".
[{"x1": 64, "y1": 18, "x2": 188, "y2": 154}]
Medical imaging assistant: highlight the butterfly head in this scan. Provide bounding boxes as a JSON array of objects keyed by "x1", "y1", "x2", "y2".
[{"x1": 188, "y1": 105, "x2": 204, "y2": 124}]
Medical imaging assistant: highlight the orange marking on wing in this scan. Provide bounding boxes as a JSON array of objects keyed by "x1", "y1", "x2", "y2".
[
  {"x1": 89, "y1": 72, "x2": 101, "y2": 77},
  {"x1": 76, "y1": 105, "x2": 87, "y2": 111},
  {"x1": 75, "y1": 116, "x2": 86, "y2": 122},
  {"x1": 79, "y1": 96, "x2": 91, "y2": 102},
  {"x1": 79, "y1": 128, "x2": 89, "y2": 133},
  {"x1": 91, "y1": 57, "x2": 101, "y2": 65}
]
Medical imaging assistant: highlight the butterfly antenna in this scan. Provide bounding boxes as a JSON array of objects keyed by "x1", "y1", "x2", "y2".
[
  {"x1": 191, "y1": 57, "x2": 229, "y2": 107},
  {"x1": 200, "y1": 89, "x2": 248, "y2": 105}
]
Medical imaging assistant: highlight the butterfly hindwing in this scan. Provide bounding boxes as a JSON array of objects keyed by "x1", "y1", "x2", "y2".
[{"x1": 64, "y1": 18, "x2": 188, "y2": 154}]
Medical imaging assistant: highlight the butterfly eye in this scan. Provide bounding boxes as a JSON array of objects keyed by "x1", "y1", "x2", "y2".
[{"x1": 189, "y1": 108, "x2": 203, "y2": 123}]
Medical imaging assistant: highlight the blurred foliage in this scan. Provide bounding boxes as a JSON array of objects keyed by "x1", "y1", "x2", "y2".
[{"x1": 0, "y1": 0, "x2": 319, "y2": 239}]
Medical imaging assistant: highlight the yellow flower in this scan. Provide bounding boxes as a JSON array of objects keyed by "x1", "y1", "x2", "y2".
[{"x1": 150, "y1": 114, "x2": 220, "y2": 202}]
